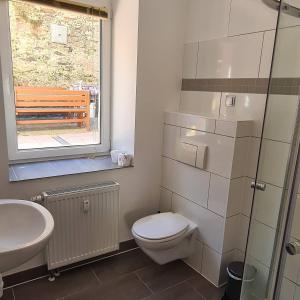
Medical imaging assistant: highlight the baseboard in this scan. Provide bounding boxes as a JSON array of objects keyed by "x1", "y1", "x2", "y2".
[{"x1": 3, "y1": 239, "x2": 137, "y2": 288}]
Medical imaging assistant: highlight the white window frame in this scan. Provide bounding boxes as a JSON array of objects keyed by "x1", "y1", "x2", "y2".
[{"x1": 0, "y1": 0, "x2": 111, "y2": 162}]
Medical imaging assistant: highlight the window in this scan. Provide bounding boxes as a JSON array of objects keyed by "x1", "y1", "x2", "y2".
[{"x1": 0, "y1": 0, "x2": 111, "y2": 162}]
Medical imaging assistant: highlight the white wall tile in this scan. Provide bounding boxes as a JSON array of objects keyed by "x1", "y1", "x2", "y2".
[
  {"x1": 257, "y1": 139, "x2": 290, "y2": 187},
  {"x1": 242, "y1": 177, "x2": 254, "y2": 217},
  {"x1": 162, "y1": 157, "x2": 210, "y2": 208},
  {"x1": 231, "y1": 137, "x2": 260, "y2": 179},
  {"x1": 159, "y1": 187, "x2": 172, "y2": 212},
  {"x1": 241, "y1": 256, "x2": 270, "y2": 300},
  {"x1": 184, "y1": 239, "x2": 203, "y2": 273},
  {"x1": 227, "y1": 178, "x2": 244, "y2": 217},
  {"x1": 229, "y1": 0, "x2": 277, "y2": 36},
  {"x1": 263, "y1": 95, "x2": 298, "y2": 143},
  {"x1": 179, "y1": 91, "x2": 221, "y2": 118},
  {"x1": 208, "y1": 174, "x2": 230, "y2": 217},
  {"x1": 284, "y1": 237, "x2": 300, "y2": 284},
  {"x1": 234, "y1": 249, "x2": 246, "y2": 262},
  {"x1": 219, "y1": 250, "x2": 236, "y2": 285},
  {"x1": 215, "y1": 120, "x2": 253, "y2": 138},
  {"x1": 295, "y1": 285, "x2": 300, "y2": 300},
  {"x1": 285, "y1": 0, "x2": 300, "y2": 7},
  {"x1": 181, "y1": 129, "x2": 235, "y2": 178},
  {"x1": 220, "y1": 93, "x2": 267, "y2": 138},
  {"x1": 165, "y1": 111, "x2": 216, "y2": 132},
  {"x1": 253, "y1": 184, "x2": 282, "y2": 228},
  {"x1": 172, "y1": 193, "x2": 225, "y2": 253},
  {"x1": 201, "y1": 245, "x2": 222, "y2": 286},
  {"x1": 182, "y1": 42, "x2": 198, "y2": 78},
  {"x1": 223, "y1": 215, "x2": 240, "y2": 252},
  {"x1": 272, "y1": 26, "x2": 300, "y2": 78},
  {"x1": 163, "y1": 124, "x2": 180, "y2": 159},
  {"x1": 237, "y1": 214, "x2": 250, "y2": 252},
  {"x1": 196, "y1": 33, "x2": 264, "y2": 79},
  {"x1": 215, "y1": 120, "x2": 239, "y2": 138},
  {"x1": 185, "y1": 0, "x2": 231, "y2": 43},
  {"x1": 279, "y1": 278, "x2": 296, "y2": 300},
  {"x1": 248, "y1": 220, "x2": 276, "y2": 267},
  {"x1": 245, "y1": 137, "x2": 261, "y2": 178},
  {"x1": 259, "y1": 30, "x2": 276, "y2": 78},
  {"x1": 232, "y1": 137, "x2": 261, "y2": 179},
  {"x1": 292, "y1": 195, "x2": 300, "y2": 240},
  {"x1": 232, "y1": 138, "x2": 251, "y2": 178},
  {"x1": 280, "y1": 1, "x2": 300, "y2": 28},
  {"x1": 208, "y1": 174, "x2": 243, "y2": 217}
]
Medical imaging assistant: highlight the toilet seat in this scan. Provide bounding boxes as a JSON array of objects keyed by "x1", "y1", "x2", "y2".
[
  {"x1": 132, "y1": 212, "x2": 189, "y2": 242},
  {"x1": 132, "y1": 212, "x2": 198, "y2": 263}
]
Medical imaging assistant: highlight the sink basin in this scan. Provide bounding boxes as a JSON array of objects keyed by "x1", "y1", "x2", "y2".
[{"x1": 0, "y1": 199, "x2": 54, "y2": 273}]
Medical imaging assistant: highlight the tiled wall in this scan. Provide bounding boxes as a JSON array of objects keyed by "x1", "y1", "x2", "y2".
[
  {"x1": 271, "y1": 23, "x2": 300, "y2": 300},
  {"x1": 160, "y1": 112, "x2": 259, "y2": 286},
  {"x1": 162, "y1": 0, "x2": 277, "y2": 287},
  {"x1": 241, "y1": 93, "x2": 299, "y2": 300},
  {"x1": 181, "y1": 0, "x2": 277, "y2": 117},
  {"x1": 283, "y1": 193, "x2": 300, "y2": 299},
  {"x1": 159, "y1": 0, "x2": 300, "y2": 296}
]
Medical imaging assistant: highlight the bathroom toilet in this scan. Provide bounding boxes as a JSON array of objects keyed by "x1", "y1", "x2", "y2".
[{"x1": 132, "y1": 212, "x2": 197, "y2": 264}]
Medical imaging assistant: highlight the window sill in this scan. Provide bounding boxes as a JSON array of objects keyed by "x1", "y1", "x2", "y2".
[{"x1": 9, "y1": 156, "x2": 131, "y2": 182}]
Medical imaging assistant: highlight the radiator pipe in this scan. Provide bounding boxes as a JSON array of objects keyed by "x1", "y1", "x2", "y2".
[{"x1": 0, "y1": 274, "x2": 3, "y2": 298}]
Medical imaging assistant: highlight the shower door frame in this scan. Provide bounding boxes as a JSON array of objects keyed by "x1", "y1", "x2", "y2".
[
  {"x1": 241, "y1": 0, "x2": 300, "y2": 299},
  {"x1": 271, "y1": 113, "x2": 300, "y2": 299},
  {"x1": 265, "y1": 1, "x2": 300, "y2": 298}
]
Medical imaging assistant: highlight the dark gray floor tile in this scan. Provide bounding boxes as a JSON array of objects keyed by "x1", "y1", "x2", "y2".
[
  {"x1": 1, "y1": 289, "x2": 14, "y2": 300},
  {"x1": 91, "y1": 249, "x2": 153, "y2": 282},
  {"x1": 136, "y1": 260, "x2": 197, "y2": 293},
  {"x1": 13, "y1": 266, "x2": 98, "y2": 300},
  {"x1": 65, "y1": 273, "x2": 151, "y2": 300},
  {"x1": 188, "y1": 275, "x2": 225, "y2": 300},
  {"x1": 144, "y1": 282, "x2": 202, "y2": 300}
]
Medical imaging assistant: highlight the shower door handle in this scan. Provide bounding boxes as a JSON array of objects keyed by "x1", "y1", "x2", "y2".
[
  {"x1": 251, "y1": 181, "x2": 266, "y2": 191},
  {"x1": 286, "y1": 241, "x2": 300, "y2": 256}
]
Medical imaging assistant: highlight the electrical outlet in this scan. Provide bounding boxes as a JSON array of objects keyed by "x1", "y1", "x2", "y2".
[{"x1": 225, "y1": 95, "x2": 236, "y2": 107}]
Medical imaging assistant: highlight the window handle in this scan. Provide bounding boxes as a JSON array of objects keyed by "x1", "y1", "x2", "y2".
[{"x1": 251, "y1": 181, "x2": 266, "y2": 191}]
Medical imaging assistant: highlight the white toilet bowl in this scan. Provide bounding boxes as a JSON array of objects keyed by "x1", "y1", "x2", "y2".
[{"x1": 132, "y1": 212, "x2": 197, "y2": 265}]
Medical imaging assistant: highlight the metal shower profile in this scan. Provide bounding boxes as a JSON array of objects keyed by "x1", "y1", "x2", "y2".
[{"x1": 262, "y1": 0, "x2": 300, "y2": 18}]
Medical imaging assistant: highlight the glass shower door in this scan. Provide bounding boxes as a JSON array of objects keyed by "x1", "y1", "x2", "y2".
[{"x1": 241, "y1": 1, "x2": 300, "y2": 299}]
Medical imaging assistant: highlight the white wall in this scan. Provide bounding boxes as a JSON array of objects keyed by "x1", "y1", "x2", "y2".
[
  {"x1": 135, "y1": 0, "x2": 186, "y2": 168},
  {"x1": 111, "y1": 0, "x2": 138, "y2": 154},
  {"x1": 0, "y1": 0, "x2": 186, "y2": 275}
]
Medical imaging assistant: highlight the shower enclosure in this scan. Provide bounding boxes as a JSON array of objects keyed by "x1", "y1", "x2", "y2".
[{"x1": 241, "y1": 0, "x2": 300, "y2": 299}]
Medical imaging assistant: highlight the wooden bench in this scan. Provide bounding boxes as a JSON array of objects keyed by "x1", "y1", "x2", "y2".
[{"x1": 15, "y1": 87, "x2": 90, "y2": 130}]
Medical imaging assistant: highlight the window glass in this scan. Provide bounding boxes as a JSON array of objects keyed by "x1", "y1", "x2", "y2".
[{"x1": 8, "y1": 0, "x2": 102, "y2": 150}]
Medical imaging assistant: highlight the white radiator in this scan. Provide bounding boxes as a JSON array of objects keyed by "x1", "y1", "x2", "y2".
[{"x1": 43, "y1": 181, "x2": 120, "y2": 270}]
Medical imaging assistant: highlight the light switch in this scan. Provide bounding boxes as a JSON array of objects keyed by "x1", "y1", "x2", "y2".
[
  {"x1": 225, "y1": 95, "x2": 236, "y2": 107},
  {"x1": 51, "y1": 24, "x2": 68, "y2": 44}
]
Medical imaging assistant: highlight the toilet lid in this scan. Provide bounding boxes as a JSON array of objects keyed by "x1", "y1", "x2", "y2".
[{"x1": 132, "y1": 212, "x2": 188, "y2": 240}]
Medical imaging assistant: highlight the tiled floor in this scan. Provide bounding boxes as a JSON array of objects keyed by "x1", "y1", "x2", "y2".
[{"x1": 2, "y1": 249, "x2": 225, "y2": 300}]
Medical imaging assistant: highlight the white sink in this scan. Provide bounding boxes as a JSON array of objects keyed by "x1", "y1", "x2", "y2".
[{"x1": 0, "y1": 199, "x2": 54, "y2": 274}]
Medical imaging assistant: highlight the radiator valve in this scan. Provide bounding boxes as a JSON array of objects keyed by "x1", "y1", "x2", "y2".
[
  {"x1": 83, "y1": 200, "x2": 90, "y2": 213},
  {"x1": 30, "y1": 194, "x2": 44, "y2": 203}
]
